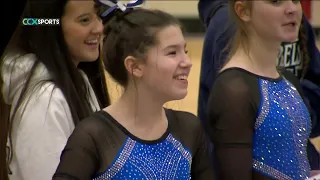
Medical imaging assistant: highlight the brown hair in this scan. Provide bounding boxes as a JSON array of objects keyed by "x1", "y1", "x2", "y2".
[
  {"x1": 102, "y1": 8, "x2": 182, "y2": 87},
  {"x1": 298, "y1": 17, "x2": 310, "y2": 78},
  {"x1": 0, "y1": 93, "x2": 10, "y2": 180}
]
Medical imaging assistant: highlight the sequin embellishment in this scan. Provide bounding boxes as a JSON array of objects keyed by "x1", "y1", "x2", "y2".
[
  {"x1": 252, "y1": 78, "x2": 311, "y2": 180},
  {"x1": 93, "y1": 134, "x2": 192, "y2": 180}
]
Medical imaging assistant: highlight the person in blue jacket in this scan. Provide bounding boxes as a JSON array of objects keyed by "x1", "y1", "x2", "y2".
[{"x1": 197, "y1": 0, "x2": 320, "y2": 172}]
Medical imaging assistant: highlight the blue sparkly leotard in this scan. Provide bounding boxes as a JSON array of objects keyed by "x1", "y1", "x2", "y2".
[
  {"x1": 253, "y1": 78, "x2": 311, "y2": 180},
  {"x1": 53, "y1": 109, "x2": 214, "y2": 180},
  {"x1": 92, "y1": 134, "x2": 192, "y2": 180},
  {"x1": 207, "y1": 67, "x2": 311, "y2": 180}
]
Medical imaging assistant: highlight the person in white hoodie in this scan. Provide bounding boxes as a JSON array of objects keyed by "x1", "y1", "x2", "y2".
[{"x1": 0, "y1": 0, "x2": 111, "y2": 180}]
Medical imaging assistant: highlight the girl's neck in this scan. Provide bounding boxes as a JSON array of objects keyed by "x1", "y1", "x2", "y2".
[
  {"x1": 105, "y1": 84, "x2": 166, "y2": 128},
  {"x1": 226, "y1": 35, "x2": 281, "y2": 79},
  {"x1": 104, "y1": 87, "x2": 168, "y2": 141}
]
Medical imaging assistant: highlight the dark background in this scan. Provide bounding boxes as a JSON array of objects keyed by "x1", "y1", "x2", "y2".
[{"x1": 1, "y1": 1, "x2": 26, "y2": 55}]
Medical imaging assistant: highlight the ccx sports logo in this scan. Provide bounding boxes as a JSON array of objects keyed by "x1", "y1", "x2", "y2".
[{"x1": 22, "y1": 18, "x2": 60, "y2": 26}]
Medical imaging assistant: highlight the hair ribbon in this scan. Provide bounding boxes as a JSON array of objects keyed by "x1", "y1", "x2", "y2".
[{"x1": 97, "y1": 0, "x2": 144, "y2": 17}]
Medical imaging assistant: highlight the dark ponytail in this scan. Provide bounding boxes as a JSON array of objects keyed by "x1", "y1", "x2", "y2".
[{"x1": 299, "y1": 17, "x2": 310, "y2": 79}]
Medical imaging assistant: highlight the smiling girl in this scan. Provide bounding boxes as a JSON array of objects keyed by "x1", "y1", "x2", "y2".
[{"x1": 0, "y1": 0, "x2": 110, "y2": 179}]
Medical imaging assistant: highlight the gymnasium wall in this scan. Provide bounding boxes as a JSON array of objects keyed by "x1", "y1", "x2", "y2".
[
  {"x1": 142, "y1": 0, "x2": 320, "y2": 37},
  {"x1": 311, "y1": 1, "x2": 320, "y2": 27},
  {"x1": 143, "y1": 1, "x2": 198, "y2": 18}
]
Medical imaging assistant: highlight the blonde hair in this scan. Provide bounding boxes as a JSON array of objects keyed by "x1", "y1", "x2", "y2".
[{"x1": 225, "y1": 1, "x2": 253, "y2": 62}]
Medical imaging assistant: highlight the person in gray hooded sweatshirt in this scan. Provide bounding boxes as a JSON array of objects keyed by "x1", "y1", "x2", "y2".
[{"x1": 0, "y1": 0, "x2": 111, "y2": 179}]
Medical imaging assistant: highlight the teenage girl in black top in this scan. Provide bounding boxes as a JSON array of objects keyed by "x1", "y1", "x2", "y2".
[{"x1": 53, "y1": 3, "x2": 214, "y2": 180}]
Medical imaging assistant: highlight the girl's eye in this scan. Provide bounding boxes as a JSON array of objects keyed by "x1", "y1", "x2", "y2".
[{"x1": 168, "y1": 51, "x2": 177, "y2": 56}]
